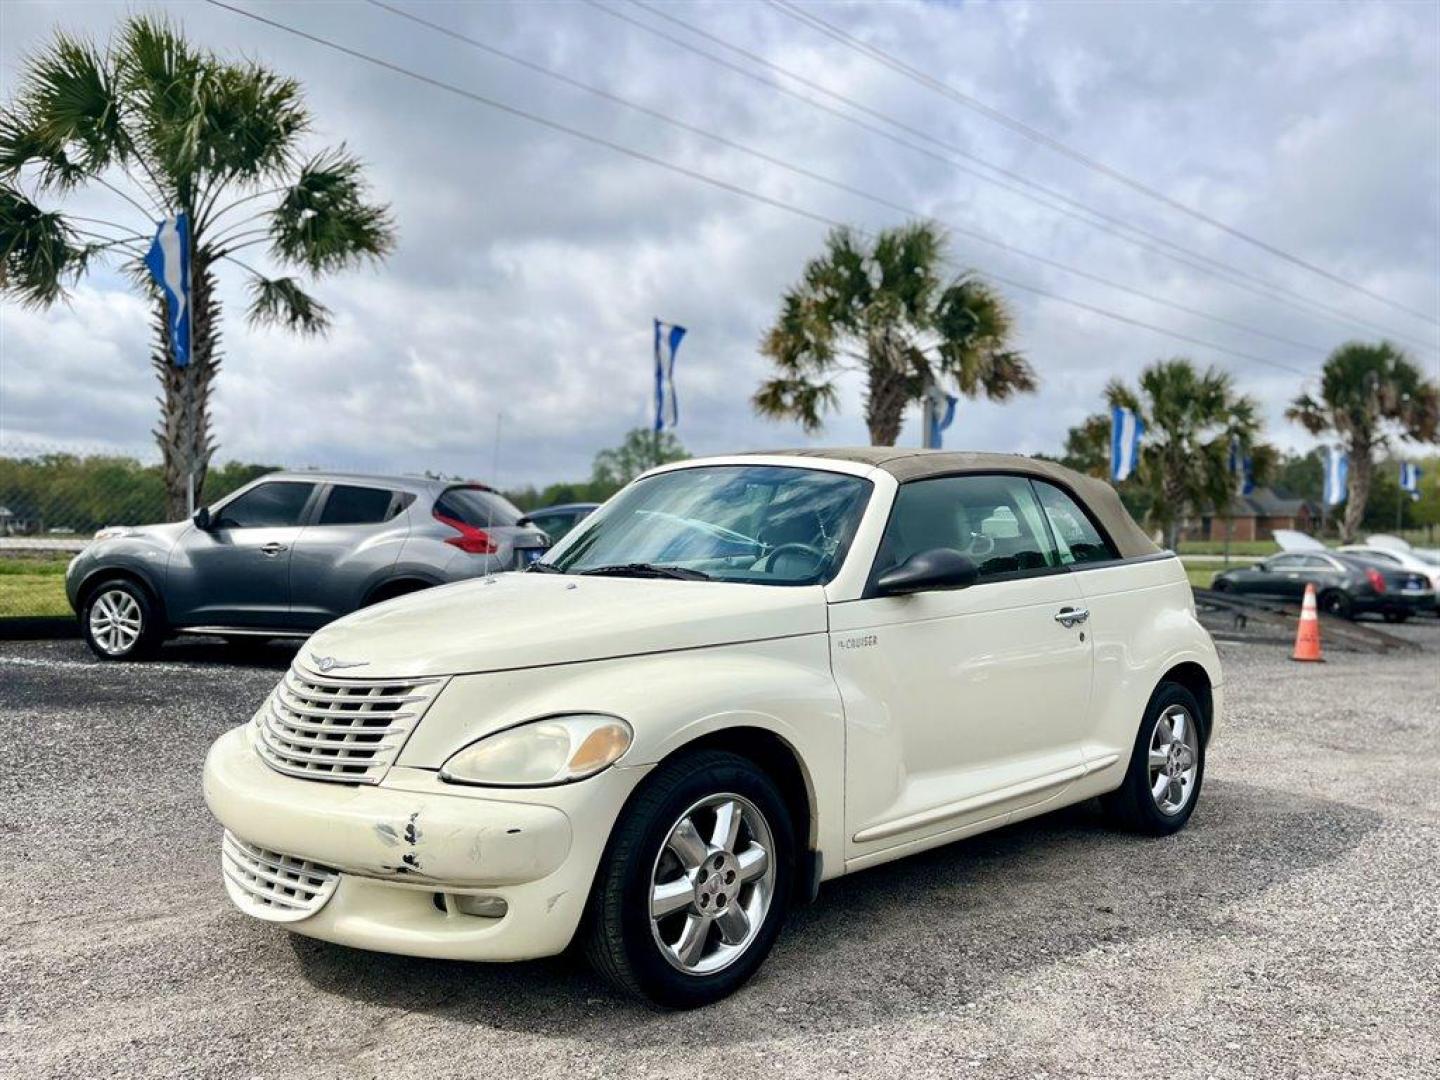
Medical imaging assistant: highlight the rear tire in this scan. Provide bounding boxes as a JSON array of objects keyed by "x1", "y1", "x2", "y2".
[
  {"x1": 584, "y1": 750, "x2": 794, "y2": 1008},
  {"x1": 80, "y1": 579, "x2": 163, "y2": 661},
  {"x1": 1102, "y1": 682, "x2": 1206, "y2": 836},
  {"x1": 1383, "y1": 610, "x2": 1410, "y2": 624}
]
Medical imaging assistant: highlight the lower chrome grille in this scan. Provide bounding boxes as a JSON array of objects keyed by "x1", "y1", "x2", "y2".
[
  {"x1": 220, "y1": 831, "x2": 339, "y2": 922},
  {"x1": 254, "y1": 664, "x2": 445, "y2": 784}
]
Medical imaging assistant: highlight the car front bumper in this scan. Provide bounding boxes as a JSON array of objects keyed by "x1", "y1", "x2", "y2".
[{"x1": 203, "y1": 725, "x2": 649, "y2": 961}]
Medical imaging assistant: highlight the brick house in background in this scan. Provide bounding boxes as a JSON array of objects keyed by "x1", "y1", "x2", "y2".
[{"x1": 1185, "y1": 487, "x2": 1320, "y2": 543}]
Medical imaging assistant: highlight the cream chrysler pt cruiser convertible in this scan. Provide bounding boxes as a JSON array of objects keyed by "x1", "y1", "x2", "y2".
[{"x1": 204, "y1": 450, "x2": 1221, "y2": 1007}]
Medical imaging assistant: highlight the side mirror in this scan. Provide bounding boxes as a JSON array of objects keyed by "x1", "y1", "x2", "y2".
[
  {"x1": 192, "y1": 506, "x2": 212, "y2": 531},
  {"x1": 875, "y1": 548, "x2": 979, "y2": 596}
]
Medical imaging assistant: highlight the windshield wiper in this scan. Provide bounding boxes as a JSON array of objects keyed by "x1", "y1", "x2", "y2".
[
  {"x1": 523, "y1": 561, "x2": 565, "y2": 574},
  {"x1": 578, "y1": 562, "x2": 711, "y2": 581}
]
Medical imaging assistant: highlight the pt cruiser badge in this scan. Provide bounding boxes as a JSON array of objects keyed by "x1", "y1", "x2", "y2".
[{"x1": 204, "y1": 450, "x2": 1221, "y2": 1007}]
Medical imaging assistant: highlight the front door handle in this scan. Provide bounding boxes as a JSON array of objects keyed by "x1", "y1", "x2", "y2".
[
  {"x1": 260, "y1": 542, "x2": 287, "y2": 558},
  {"x1": 1055, "y1": 606, "x2": 1089, "y2": 628}
]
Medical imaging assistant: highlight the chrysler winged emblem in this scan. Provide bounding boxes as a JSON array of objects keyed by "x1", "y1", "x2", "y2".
[{"x1": 310, "y1": 653, "x2": 368, "y2": 673}]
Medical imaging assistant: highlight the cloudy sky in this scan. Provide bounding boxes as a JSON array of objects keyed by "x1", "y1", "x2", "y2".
[{"x1": 2, "y1": 0, "x2": 1437, "y2": 487}]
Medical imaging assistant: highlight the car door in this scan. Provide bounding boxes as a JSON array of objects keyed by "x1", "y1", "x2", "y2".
[
  {"x1": 829, "y1": 473, "x2": 1095, "y2": 866},
  {"x1": 167, "y1": 480, "x2": 319, "y2": 628},
  {"x1": 288, "y1": 483, "x2": 412, "y2": 629},
  {"x1": 1263, "y1": 554, "x2": 1314, "y2": 600}
]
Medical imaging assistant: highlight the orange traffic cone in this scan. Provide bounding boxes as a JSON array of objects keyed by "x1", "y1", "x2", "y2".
[{"x1": 1291, "y1": 582, "x2": 1323, "y2": 662}]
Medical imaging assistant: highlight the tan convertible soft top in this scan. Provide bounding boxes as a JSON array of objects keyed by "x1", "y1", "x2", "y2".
[{"x1": 750, "y1": 448, "x2": 1160, "y2": 560}]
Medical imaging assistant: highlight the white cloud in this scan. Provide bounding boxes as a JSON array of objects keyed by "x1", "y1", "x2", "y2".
[{"x1": 1, "y1": 0, "x2": 1437, "y2": 488}]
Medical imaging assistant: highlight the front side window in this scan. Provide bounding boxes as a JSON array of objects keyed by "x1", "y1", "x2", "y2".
[
  {"x1": 319, "y1": 485, "x2": 404, "y2": 526},
  {"x1": 1033, "y1": 481, "x2": 1116, "y2": 565},
  {"x1": 547, "y1": 466, "x2": 871, "y2": 585},
  {"x1": 876, "y1": 474, "x2": 1059, "y2": 582},
  {"x1": 214, "y1": 482, "x2": 316, "y2": 529}
]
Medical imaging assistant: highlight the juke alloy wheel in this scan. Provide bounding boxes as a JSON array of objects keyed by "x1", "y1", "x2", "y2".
[{"x1": 82, "y1": 580, "x2": 162, "y2": 661}]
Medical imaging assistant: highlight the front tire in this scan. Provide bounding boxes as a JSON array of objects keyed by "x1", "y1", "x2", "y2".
[
  {"x1": 585, "y1": 750, "x2": 794, "y2": 1008},
  {"x1": 1102, "y1": 682, "x2": 1206, "y2": 836},
  {"x1": 81, "y1": 579, "x2": 163, "y2": 661}
]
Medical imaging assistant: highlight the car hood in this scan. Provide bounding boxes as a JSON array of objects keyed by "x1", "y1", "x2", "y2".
[
  {"x1": 83, "y1": 519, "x2": 190, "y2": 555},
  {"x1": 301, "y1": 572, "x2": 829, "y2": 678}
]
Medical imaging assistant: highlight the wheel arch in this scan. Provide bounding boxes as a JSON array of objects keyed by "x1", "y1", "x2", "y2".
[
  {"x1": 363, "y1": 574, "x2": 440, "y2": 607},
  {"x1": 1159, "y1": 661, "x2": 1213, "y2": 746},
  {"x1": 76, "y1": 565, "x2": 167, "y2": 622}
]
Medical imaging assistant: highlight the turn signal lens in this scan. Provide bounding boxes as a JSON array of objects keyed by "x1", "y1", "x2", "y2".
[
  {"x1": 1366, "y1": 568, "x2": 1387, "y2": 594},
  {"x1": 439, "y1": 715, "x2": 633, "y2": 787}
]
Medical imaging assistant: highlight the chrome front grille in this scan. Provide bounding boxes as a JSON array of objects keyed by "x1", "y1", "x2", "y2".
[
  {"x1": 254, "y1": 663, "x2": 445, "y2": 784},
  {"x1": 220, "y1": 831, "x2": 339, "y2": 922}
]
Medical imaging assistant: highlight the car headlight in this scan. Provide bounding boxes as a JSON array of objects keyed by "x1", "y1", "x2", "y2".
[{"x1": 439, "y1": 714, "x2": 633, "y2": 787}]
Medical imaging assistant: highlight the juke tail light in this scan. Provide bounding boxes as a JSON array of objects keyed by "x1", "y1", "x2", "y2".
[
  {"x1": 1365, "y1": 568, "x2": 1386, "y2": 594},
  {"x1": 435, "y1": 512, "x2": 498, "y2": 555}
]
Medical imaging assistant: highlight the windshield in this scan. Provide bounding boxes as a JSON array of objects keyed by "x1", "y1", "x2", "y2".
[{"x1": 546, "y1": 465, "x2": 872, "y2": 585}]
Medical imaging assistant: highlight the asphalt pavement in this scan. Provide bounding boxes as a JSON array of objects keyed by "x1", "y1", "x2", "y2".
[{"x1": 2, "y1": 623, "x2": 1437, "y2": 1079}]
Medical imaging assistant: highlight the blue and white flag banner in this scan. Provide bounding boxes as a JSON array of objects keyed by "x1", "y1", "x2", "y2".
[
  {"x1": 653, "y1": 319, "x2": 687, "y2": 432},
  {"x1": 1323, "y1": 447, "x2": 1349, "y2": 507},
  {"x1": 1229, "y1": 437, "x2": 1255, "y2": 497},
  {"x1": 1109, "y1": 405, "x2": 1144, "y2": 483},
  {"x1": 144, "y1": 212, "x2": 192, "y2": 368},
  {"x1": 928, "y1": 391, "x2": 958, "y2": 449},
  {"x1": 1400, "y1": 462, "x2": 1422, "y2": 501}
]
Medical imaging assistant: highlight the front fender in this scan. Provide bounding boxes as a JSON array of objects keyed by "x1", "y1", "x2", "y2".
[
  {"x1": 67, "y1": 536, "x2": 175, "y2": 613},
  {"x1": 394, "y1": 634, "x2": 846, "y2": 872}
]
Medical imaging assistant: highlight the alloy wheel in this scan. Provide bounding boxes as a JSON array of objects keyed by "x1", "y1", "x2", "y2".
[
  {"x1": 1147, "y1": 704, "x2": 1199, "y2": 816},
  {"x1": 89, "y1": 588, "x2": 143, "y2": 656},
  {"x1": 649, "y1": 792, "x2": 776, "y2": 975}
]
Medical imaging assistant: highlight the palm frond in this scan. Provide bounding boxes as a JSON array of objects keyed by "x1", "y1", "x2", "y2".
[
  {"x1": 4, "y1": 30, "x2": 124, "y2": 186},
  {"x1": 244, "y1": 273, "x2": 331, "y2": 335},
  {"x1": 0, "y1": 185, "x2": 84, "y2": 305},
  {"x1": 752, "y1": 376, "x2": 839, "y2": 434},
  {"x1": 268, "y1": 146, "x2": 395, "y2": 272}
]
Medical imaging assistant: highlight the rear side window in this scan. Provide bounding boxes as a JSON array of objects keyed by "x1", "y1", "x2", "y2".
[
  {"x1": 879, "y1": 474, "x2": 1058, "y2": 582},
  {"x1": 319, "y1": 485, "x2": 406, "y2": 526},
  {"x1": 214, "y1": 482, "x2": 315, "y2": 529},
  {"x1": 1032, "y1": 481, "x2": 1117, "y2": 565},
  {"x1": 434, "y1": 486, "x2": 522, "y2": 528}
]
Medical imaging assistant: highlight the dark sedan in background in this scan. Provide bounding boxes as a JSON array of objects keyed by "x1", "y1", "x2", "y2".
[
  {"x1": 519, "y1": 501, "x2": 600, "y2": 543},
  {"x1": 1212, "y1": 550, "x2": 1435, "y2": 622}
]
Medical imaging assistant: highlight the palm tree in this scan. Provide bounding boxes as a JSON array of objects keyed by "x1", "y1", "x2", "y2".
[
  {"x1": 0, "y1": 16, "x2": 395, "y2": 518},
  {"x1": 1286, "y1": 341, "x2": 1439, "y2": 543},
  {"x1": 754, "y1": 222, "x2": 1035, "y2": 446},
  {"x1": 1107, "y1": 359, "x2": 1267, "y2": 550}
]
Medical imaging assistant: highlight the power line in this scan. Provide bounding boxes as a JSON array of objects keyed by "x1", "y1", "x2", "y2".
[
  {"x1": 606, "y1": 0, "x2": 1438, "y2": 354},
  {"x1": 370, "y1": 0, "x2": 1328, "y2": 357},
  {"x1": 768, "y1": 0, "x2": 1440, "y2": 328},
  {"x1": 204, "y1": 0, "x2": 1311, "y2": 379}
]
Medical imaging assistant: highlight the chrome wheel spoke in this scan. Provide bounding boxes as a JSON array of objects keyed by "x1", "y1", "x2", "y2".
[
  {"x1": 652, "y1": 876, "x2": 694, "y2": 919},
  {"x1": 1151, "y1": 772, "x2": 1171, "y2": 801},
  {"x1": 1148, "y1": 747, "x2": 1170, "y2": 769},
  {"x1": 1169, "y1": 710, "x2": 1187, "y2": 745},
  {"x1": 711, "y1": 799, "x2": 742, "y2": 853},
  {"x1": 714, "y1": 901, "x2": 751, "y2": 945},
  {"x1": 667, "y1": 817, "x2": 709, "y2": 870},
  {"x1": 736, "y1": 844, "x2": 769, "y2": 882},
  {"x1": 673, "y1": 914, "x2": 712, "y2": 967}
]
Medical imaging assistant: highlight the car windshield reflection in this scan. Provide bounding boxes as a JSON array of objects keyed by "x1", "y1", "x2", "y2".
[{"x1": 545, "y1": 465, "x2": 872, "y2": 586}]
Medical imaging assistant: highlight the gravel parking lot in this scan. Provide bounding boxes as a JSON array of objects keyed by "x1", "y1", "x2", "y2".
[{"x1": 3, "y1": 624, "x2": 1438, "y2": 1080}]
